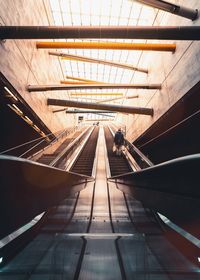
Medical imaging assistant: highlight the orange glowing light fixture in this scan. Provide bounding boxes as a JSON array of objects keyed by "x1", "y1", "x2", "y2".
[
  {"x1": 65, "y1": 76, "x2": 104, "y2": 83},
  {"x1": 36, "y1": 41, "x2": 176, "y2": 52}
]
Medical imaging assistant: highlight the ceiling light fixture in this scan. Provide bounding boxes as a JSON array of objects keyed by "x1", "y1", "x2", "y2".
[{"x1": 4, "y1": 86, "x2": 18, "y2": 101}]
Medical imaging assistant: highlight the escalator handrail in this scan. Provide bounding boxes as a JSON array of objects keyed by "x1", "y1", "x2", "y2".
[
  {"x1": 49, "y1": 126, "x2": 92, "y2": 167},
  {"x1": 125, "y1": 138, "x2": 153, "y2": 167}
]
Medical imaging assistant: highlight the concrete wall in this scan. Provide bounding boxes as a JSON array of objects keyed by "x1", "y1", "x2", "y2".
[
  {"x1": 117, "y1": 0, "x2": 200, "y2": 142},
  {"x1": 0, "y1": 0, "x2": 76, "y2": 133},
  {"x1": 1, "y1": 0, "x2": 199, "y2": 139}
]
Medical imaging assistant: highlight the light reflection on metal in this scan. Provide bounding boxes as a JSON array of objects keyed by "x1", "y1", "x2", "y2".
[
  {"x1": 49, "y1": 52, "x2": 148, "y2": 73},
  {"x1": 37, "y1": 41, "x2": 176, "y2": 52}
]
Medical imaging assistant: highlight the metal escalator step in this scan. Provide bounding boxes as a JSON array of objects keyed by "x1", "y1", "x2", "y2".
[
  {"x1": 104, "y1": 126, "x2": 132, "y2": 176},
  {"x1": 70, "y1": 127, "x2": 99, "y2": 176}
]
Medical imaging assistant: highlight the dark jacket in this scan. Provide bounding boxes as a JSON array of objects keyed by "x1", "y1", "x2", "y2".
[{"x1": 114, "y1": 131, "x2": 124, "y2": 146}]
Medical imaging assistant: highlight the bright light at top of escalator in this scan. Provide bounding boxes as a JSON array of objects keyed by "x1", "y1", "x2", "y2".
[
  {"x1": 198, "y1": 257, "x2": 200, "y2": 262},
  {"x1": 0, "y1": 257, "x2": 3, "y2": 263}
]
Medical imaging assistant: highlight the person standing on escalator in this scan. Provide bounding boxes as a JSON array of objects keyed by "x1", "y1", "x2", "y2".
[{"x1": 113, "y1": 128, "x2": 125, "y2": 156}]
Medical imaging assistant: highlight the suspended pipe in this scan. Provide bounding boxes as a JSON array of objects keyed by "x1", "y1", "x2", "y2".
[
  {"x1": 134, "y1": 0, "x2": 198, "y2": 21},
  {"x1": 70, "y1": 93, "x2": 124, "y2": 96},
  {"x1": 53, "y1": 109, "x2": 115, "y2": 118},
  {"x1": 64, "y1": 110, "x2": 114, "y2": 114},
  {"x1": 52, "y1": 108, "x2": 68, "y2": 113},
  {"x1": 27, "y1": 83, "x2": 161, "y2": 92},
  {"x1": 52, "y1": 108, "x2": 67, "y2": 113},
  {"x1": 36, "y1": 42, "x2": 175, "y2": 52},
  {"x1": 47, "y1": 98, "x2": 153, "y2": 116},
  {"x1": 51, "y1": 95, "x2": 138, "y2": 112},
  {"x1": 84, "y1": 118, "x2": 114, "y2": 122},
  {"x1": 65, "y1": 76, "x2": 106, "y2": 83},
  {"x1": 91, "y1": 113, "x2": 114, "y2": 118},
  {"x1": 61, "y1": 80, "x2": 105, "y2": 85},
  {"x1": 127, "y1": 94, "x2": 139, "y2": 99},
  {"x1": 82, "y1": 97, "x2": 99, "y2": 101},
  {"x1": 65, "y1": 92, "x2": 119, "y2": 101},
  {"x1": 52, "y1": 95, "x2": 138, "y2": 112},
  {"x1": 97, "y1": 95, "x2": 139, "y2": 103},
  {"x1": 51, "y1": 107, "x2": 107, "y2": 113},
  {"x1": 50, "y1": 52, "x2": 148, "y2": 73},
  {"x1": 96, "y1": 97, "x2": 125, "y2": 104},
  {"x1": 1, "y1": 26, "x2": 200, "y2": 40}
]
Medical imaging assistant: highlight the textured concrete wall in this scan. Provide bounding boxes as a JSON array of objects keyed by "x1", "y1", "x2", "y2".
[
  {"x1": 0, "y1": 0, "x2": 76, "y2": 133},
  {"x1": 117, "y1": 0, "x2": 200, "y2": 142},
  {"x1": 1, "y1": 1, "x2": 199, "y2": 138}
]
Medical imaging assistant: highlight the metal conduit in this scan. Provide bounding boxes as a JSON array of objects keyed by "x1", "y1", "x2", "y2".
[
  {"x1": 95, "y1": 95, "x2": 138, "y2": 104},
  {"x1": 84, "y1": 118, "x2": 114, "y2": 121},
  {"x1": 91, "y1": 113, "x2": 114, "y2": 118},
  {"x1": 65, "y1": 76, "x2": 104, "y2": 83},
  {"x1": 51, "y1": 95, "x2": 138, "y2": 112},
  {"x1": 71, "y1": 96, "x2": 99, "y2": 101},
  {"x1": 65, "y1": 111, "x2": 115, "y2": 117},
  {"x1": 134, "y1": 0, "x2": 198, "y2": 21},
  {"x1": 70, "y1": 93, "x2": 124, "y2": 96},
  {"x1": 60, "y1": 80, "x2": 105, "y2": 85},
  {"x1": 47, "y1": 98, "x2": 153, "y2": 116},
  {"x1": 95, "y1": 97, "x2": 124, "y2": 104},
  {"x1": 68, "y1": 92, "x2": 123, "y2": 97},
  {"x1": 0, "y1": 26, "x2": 200, "y2": 40},
  {"x1": 49, "y1": 52, "x2": 148, "y2": 73},
  {"x1": 36, "y1": 42, "x2": 175, "y2": 52},
  {"x1": 53, "y1": 111, "x2": 114, "y2": 115},
  {"x1": 65, "y1": 110, "x2": 114, "y2": 114},
  {"x1": 52, "y1": 95, "x2": 138, "y2": 112},
  {"x1": 27, "y1": 83, "x2": 161, "y2": 92}
]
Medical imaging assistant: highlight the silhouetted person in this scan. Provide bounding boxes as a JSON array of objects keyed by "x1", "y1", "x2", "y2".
[{"x1": 113, "y1": 128, "x2": 125, "y2": 156}]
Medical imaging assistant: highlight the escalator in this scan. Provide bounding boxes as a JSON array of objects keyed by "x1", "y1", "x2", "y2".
[
  {"x1": 0, "y1": 125, "x2": 199, "y2": 279},
  {"x1": 104, "y1": 126, "x2": 132, "y2": 176},
  {"x1": 103, "y1": 126, "x2": 200, "y2": 279},
  {"x1": 36, "y1": 129, "x2": 84, "y2": 166},
  {"x1": 37, "y1": 137, "x2": 73, "y2": 165},
  {"x1": 70, "y1": 126, "x2": 99, "y2": 176}
]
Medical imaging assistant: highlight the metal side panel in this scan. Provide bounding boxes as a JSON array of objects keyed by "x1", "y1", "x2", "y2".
[
  {"x1": 0, "y1": 155, "x2": 90, "y2": 239},
  {"x1": 111, "y1": 153, "x2": 200, "y2": 197},
  {"x1": 112, "y1": 154, "x2": 200, "y2": 238},
  {"x1": 116, "y1": 182, "x2": 200, "y2": 239}
]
